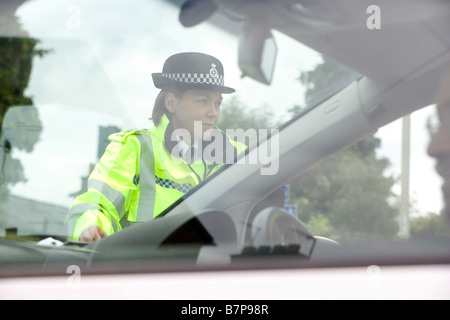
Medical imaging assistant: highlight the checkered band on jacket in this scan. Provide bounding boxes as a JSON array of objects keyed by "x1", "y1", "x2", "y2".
[
  {"x1": 155, "y1": 176, "x2": 193, "y2": 194},
  {"x1": 161, "y1": 73, "x2": 224, "y2": 86}
]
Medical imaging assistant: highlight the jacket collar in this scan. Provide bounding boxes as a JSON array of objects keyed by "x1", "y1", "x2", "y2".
[{"x1": 157, "y1": 115, "x2": 236, "y2": 165}]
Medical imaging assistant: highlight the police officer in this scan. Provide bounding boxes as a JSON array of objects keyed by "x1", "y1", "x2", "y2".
[{"x1": 66, "y1": 52, "x2": 246, "y2": 242}]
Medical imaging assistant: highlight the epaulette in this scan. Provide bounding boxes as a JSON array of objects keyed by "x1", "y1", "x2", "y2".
[{"x1": 108, "y1": 129, "x2": 149, "y2": 143}]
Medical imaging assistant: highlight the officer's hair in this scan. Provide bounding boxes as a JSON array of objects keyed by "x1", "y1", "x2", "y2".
[{"x1": 151, "y1": 88, "x2": 188, "y2": 126}]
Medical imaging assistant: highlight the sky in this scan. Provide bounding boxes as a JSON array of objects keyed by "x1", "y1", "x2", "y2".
[{"x1": 7, "y1": 0, "x2": 444, "y2": 218}]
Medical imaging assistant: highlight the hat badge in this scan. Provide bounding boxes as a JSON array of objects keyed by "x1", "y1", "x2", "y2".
[{"x1": 209, "y1": 63, "x2": 219, "y2": 79}]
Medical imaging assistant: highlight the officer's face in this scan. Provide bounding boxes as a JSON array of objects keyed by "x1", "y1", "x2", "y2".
[
  {"x1": 427, "y1": 79, "x2": 450, "y2": 223},
  {"x1": 166, "y1": 89, "x2": 222, "y2": 140}
]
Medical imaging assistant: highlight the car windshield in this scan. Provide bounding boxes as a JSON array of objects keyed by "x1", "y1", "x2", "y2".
[
  {"x1": 1, "y1": 0, "x2": 449, "y2": 279},
  {"x1": 0, "y1": 0, "x2": 358, "y2": 241}
]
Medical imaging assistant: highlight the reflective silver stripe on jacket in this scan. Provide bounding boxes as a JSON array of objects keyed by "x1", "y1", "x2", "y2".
[
  {"x1": 135, "y1": 134, "x2": 156, "y2": 221},
  {"x1": 67, "y1": 203, "x2": 119, "y2": 233},
  {"x1": 88, "y1": 179, "x2": 125, "y2": 215}
]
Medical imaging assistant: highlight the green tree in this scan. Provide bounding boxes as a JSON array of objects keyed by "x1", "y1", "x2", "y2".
[
  {"x1": 290, "y1": 57, "x2": 398, "y2": 241},
  {"x1": 217, "y1": 57, "x2": 400, "y2": 242},
  {"x1": 291, "y1": 138, "x2": 398, "y2": 241},
  {"x1": 217, "y1": 95, "x2": 278, "y2": 130},
  {"x1": 410, "y1": 213, "x2": 450, "y2": 237},
  {"x1": 0, "y1": 10, "x2": 48, "y2": 231},
  {"x1": 0, "y1": 12, "x2": 48, "y2": 152},
  {"x1": 298, "y1": 56, "x2": 361, "y2": 109}
]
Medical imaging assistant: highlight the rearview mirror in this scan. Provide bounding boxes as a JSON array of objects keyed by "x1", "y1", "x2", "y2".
[
  {"x1": 238, "y1": 23, "x2": 277, "y2": 85},
  {"x1": 178, "y1": 0, "x2": 218, "y2": 27}
]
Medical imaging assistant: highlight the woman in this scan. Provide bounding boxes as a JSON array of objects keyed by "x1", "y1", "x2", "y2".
[{"x1": 66, "y1": 52, "x2": 246, "y2": 242}]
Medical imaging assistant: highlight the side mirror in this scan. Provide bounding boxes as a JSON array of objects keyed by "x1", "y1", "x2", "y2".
[
  {"x1": 238, "y1": 23, "x2": 277, "y2": 85},
  {"x1": 250, "y1": 207, "x2": 316, "y2": 258}
]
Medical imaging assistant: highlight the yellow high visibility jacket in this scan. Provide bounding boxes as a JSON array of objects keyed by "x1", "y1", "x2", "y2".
[{"x1": 66, "y1": 115, "x2": 246, "y2": 241}]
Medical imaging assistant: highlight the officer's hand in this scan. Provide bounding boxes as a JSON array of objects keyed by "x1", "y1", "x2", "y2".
[{"x1": 79, "y1": 225, "x2": 106, "y2": 242}]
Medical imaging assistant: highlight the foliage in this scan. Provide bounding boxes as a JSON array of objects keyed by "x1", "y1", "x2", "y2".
[
  {"x1": 0, "y1": 38, "x2": 48, "y2": 130},
  {"x1": 291, "y1": 136, "x2": 399, "y2": 241},
  {"x1": 305, "y1": 214, "x2": 340, "y2": 241},
  {"x1": 219, "y1": 56, "x2": 400, "y2": 242},
  {"x1": 217, "y1": 95, "x2": 279, "y2": 130},
  {"x1": 410, "y1": 213, "x2": 450, "y2": 237},
  {"x1": 0, "y1": 13, "x2": 49, "y2": 229},
  {"x1": 297, "y1": 56, "x2": 361, "y2": 109},
  {"x1": 288, "y1": 56, "x2": 400, "y2": 241},
  {"x1": 0, "y1": 12, "x2": 49, "y2": 135}
]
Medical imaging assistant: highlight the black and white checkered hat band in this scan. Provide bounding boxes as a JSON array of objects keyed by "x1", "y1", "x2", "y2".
[{"x1": 161, "y1": 73, "x2": 224, "y2": 86}]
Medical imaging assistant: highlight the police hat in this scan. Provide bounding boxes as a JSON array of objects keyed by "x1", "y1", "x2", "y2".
[{"x1": 152, "y1": 52, "x2": 235, "y2": 94}]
